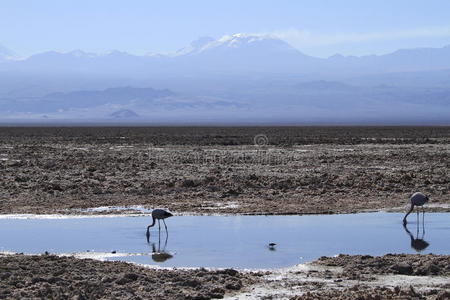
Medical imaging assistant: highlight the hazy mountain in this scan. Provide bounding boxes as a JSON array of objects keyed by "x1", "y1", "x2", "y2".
[
  {"x1": 174, "y1": 34, "x2": 320, "y2": 74},
  {"x1": 110, "y1": 109, "x2": 139, "y2": 118},
  {"x1": 296, "y1": 80, "x2": 354, "y2": 91},
  {"x1": 346, "y1": 68, "x2": 450, "y2": 87},
  {"x1": 44, "y1": 86, "x2": 174, "y2": 107},
  {"x1": 1, "y1": 35, "x2": 450, "y2": 124},
  {"x1": 328, "y1": 45, "x2": 450, "y2": 74},
  {"x1": 0, "y1": 87, "x2": 174, "y2": 113},
  {"x1": 0, "y1": 86, "x2": 243, "y2": 120},
  {"x1": 1, "y1": 35, "x2": 450, "y2": 83},
  {"x1": 175, "y1": 36, "x2": 216, "y2": 55}
]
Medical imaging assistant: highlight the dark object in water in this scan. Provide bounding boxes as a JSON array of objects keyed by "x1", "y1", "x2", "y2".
[{"x1": 146, "y1": 209, "x2": 173, "y2": 239}]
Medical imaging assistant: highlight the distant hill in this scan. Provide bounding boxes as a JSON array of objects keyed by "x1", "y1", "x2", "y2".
[
  {"x1": 296, "y1": 80, "x2": 354, "y2": 91},
  {"x1": 0, "y1": 86, "x2": 242, "y2": 119},
  {"x1": 43, "y1": 87, "x2": 174, "y2": 108},
  {"x1": 0, "y1": 87, "x2": 175, "y2": 113},
  {"x1": 110, "y1": 109, "x2": 139, "y2": 118}
]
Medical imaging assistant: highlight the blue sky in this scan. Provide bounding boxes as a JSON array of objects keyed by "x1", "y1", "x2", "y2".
[{"x1": 1, "y1": 0, "x2": 450, "y2": 57}]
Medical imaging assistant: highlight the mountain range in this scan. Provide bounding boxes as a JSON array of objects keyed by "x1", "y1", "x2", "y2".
[
  {"x1": 2, "y1": 35, "x2": 450, "y2": 78},
  {"x1": 0, "y1": 34, "x2": 449, "y2": 124}
]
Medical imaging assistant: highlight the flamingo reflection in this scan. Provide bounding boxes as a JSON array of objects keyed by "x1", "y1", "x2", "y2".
[
  {"x1": 147, "y1": 230, "x2": 173, "y2": 263},
  {"x1": 403, "y1": 212, "x2": 429, "y2": 252}
]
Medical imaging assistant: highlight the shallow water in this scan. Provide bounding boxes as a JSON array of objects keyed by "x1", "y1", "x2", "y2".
[{"x1": 1, "y1": 213, "x2": 449, "y2": 269}]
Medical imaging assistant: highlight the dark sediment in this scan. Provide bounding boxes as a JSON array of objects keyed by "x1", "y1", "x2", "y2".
[
  {"x1": 1, "y1": 126, "x2": 449, "y2": 215},
  {"x1": 0, "y1": 253, "x2": 259, "y2": 299},
  {"x1": 291, "y1": 286, "x2": 450, "y2": 300},
  {"x1": 289, "y1": 254, "x2": 450, "y2": 300},
  {"x1": 2, "y1": 253, "x2": 450, "y2": 299},
  {"x1": 316, "y1": 254, "x2": 450, "y2": 277}
]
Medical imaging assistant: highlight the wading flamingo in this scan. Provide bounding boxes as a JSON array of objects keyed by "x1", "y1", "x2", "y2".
[
  {"x1": 403, "y1": 192, "x2": 429, "y2": 225},
  {"x1": 146, "y1": 209, "x2": 173, "y2": 238}
]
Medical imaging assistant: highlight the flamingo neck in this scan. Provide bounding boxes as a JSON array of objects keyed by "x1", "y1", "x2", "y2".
[
  {"x1": 403, "y1": 205, "x2": 414, "y2": 223},
  {"x1": 149, "y1": 217, "x2": 156, "y2": 228}
]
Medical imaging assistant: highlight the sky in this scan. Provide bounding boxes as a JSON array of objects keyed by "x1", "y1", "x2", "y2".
[{"x1": 1, "y1": 0, "x2": 450, "y2": 58}]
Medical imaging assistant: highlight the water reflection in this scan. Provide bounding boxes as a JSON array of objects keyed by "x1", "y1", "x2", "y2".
[
  {"x1": 268, "y1": 243, "x2": 277, "y2": 251},
  {"x1": 2, "y1": 213, "x2": 450, "y2": 269},
  {"x1": 148, "y1": 231, "x2": 173, "y2": 263},
  {"x1": 403, "y1": 213, "x2": 429, "y2": 252}
]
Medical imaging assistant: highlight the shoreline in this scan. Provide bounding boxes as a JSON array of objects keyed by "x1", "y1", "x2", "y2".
[
  {"x1": 2, "y1": 252, "x2": 449, "y2": 299},
  {"x1": 1, "y1": 204, "x2": 450, "y2": 219}
]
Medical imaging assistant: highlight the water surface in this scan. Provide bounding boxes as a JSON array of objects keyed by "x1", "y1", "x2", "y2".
[{"x1": 1, "y1": 213, "x2": 449, "y2": 269}]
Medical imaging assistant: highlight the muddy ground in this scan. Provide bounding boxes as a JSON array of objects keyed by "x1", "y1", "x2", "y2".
[
  {"x1": 231, "y1": 254, "x2": 450, "y2": 299},
  {"x1": 2, "y1": 253, "x2": 449, "y2": 300},
  {"x1": 0, "y1": 253, "x2": 259, "y2": 299},
  {"x1": 0, "y1": 127, "x2": 449, "y2": 215}
]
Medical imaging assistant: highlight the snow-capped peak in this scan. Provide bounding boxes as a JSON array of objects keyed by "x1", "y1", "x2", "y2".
[
  {"x1": 217, "y1": 33, "x2": 269, "y2": 44},
  {"x1": 68, "y1": 49, "x2": 97, "y2": 58},
  {"x1": 175, "y1": 33, "x2": 296, "y2": 56}
]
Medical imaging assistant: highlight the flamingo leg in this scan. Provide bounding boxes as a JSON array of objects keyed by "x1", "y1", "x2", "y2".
[
  {"x1": 163, "y1": 219, "x2": 168, "y2": 233},
  {"x1": 422, "y1": 209, "x2": 425, "y2": 237},
  {"x1": 416, "y1": 218, "x2": 419, "y2": 237},
  {"x1": 158, "y1": 229, "x2": 161, "y2": 250}
]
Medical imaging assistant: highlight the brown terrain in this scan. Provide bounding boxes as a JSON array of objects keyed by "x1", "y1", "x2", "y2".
[
  {"x1": 0, "y1": 126, "x2": 449, "y2": 215},
  {"x1": 1, "y1": 253, "x2": 450, "y2": 299},
  {"x1": 0, "y1": 253, "x2": 259, "y2": 299}
]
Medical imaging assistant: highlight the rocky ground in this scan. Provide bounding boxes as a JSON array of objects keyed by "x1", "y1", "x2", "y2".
[
  {"x1": 228, "y1": 254, "x2": 450, "y2": 299},
  {"x1": 2, "y1": 253, "x2": 449, "y2": 300},
  {"x1": 0, "y1": 127, "x2": 449, "y2": 215},
  {"x1": 315, "y1": 254, "x2": 450, "y2": 277},
  {"x1": 0, "y1": 253, "x2": 260, "y2": 299}
]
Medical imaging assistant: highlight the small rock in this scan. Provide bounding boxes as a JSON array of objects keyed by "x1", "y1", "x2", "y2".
[
  {"x1": 392, "y1": 262, "x2": 413, "y2": 275},
  {"x1": 221, "y1": 269, "x2": 238, "y2": 276},
  {"x1": 436, "y1": 290, "x2": 450, "y2": 300},
  {"x1": 225, "y1": 280, "x2": 242, "y2": 290},
  {"x1": 124, "y1": 273, "x2": 139, "y2": 281},
  {"x1": 0, "y1": 272, "x2": 11, "y2": 280},
  {"x1": 182, "y1": 279, "x2": 201, "y2": 287},
  {"x1": 422, "y1": 262, "x2": 440, "y2": 275}
]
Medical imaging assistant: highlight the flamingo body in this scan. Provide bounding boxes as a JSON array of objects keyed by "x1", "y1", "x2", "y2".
[
  {"x1": 146, "y1": 209, "x2": 173, "y2": 237},
  {"x1": 403, "y1": 192, "x2": 429, "y2": 224}
]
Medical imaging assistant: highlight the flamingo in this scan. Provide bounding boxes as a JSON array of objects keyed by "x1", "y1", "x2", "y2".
[
  {"x1": 403, "y1": 192, "x2": 429, "y2": 225},
  {"x1": 146, "y1": 209, "x2": 173, "y2": 238}
]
